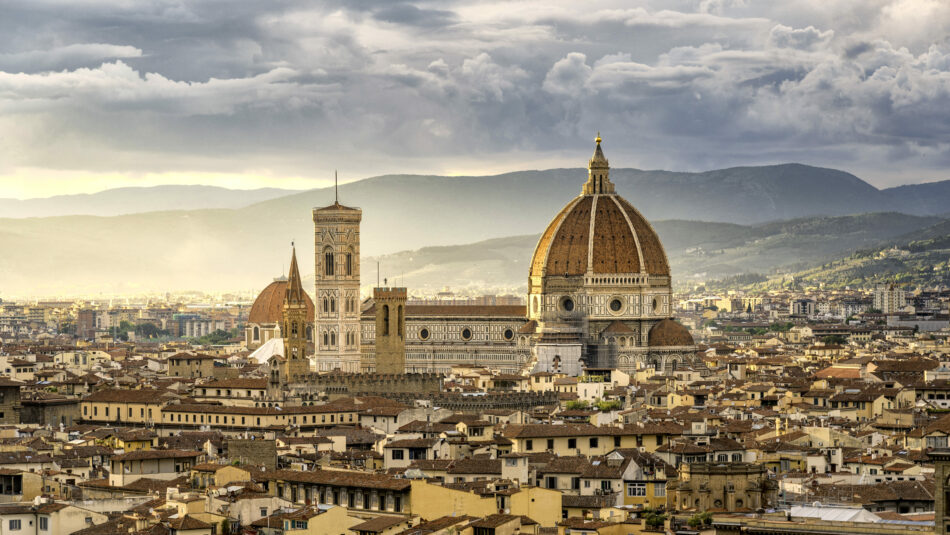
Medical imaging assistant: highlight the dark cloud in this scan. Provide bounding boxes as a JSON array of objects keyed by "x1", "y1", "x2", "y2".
[
  {"x1": 372, "y1": 5, "x2": 456, "y2": 27},
  {"x1": 0, "y1": 0, "x2": 949, "y2": 188}
]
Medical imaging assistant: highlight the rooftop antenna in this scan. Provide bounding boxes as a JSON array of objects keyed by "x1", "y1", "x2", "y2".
[
  {"x1": 334, "y1": 170, "x2": 338, "y2": 204},
  {"x1": 377, "y1": 261, "x2": 380, "y2": 288}
]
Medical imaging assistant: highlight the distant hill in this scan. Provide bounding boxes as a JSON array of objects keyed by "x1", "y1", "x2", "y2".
[
  {"x1": 2, "y1": 162, "x2": 950, "y2": 296},
  {"x1": 0, "y1": 185, "x2": 300, "y2": 218},
  {"x1": 5, "y1": 164, "x2": 950, "y2": 224},
  {"x1": 711, "y1": 217, "x2": 950, "y2": 291},
  {"x1": 360, "y1": 213, "x2": 947, "y2": 294}
]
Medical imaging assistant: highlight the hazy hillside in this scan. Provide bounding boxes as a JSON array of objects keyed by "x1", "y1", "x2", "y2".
[
  {"x1": 3, "y1": 162, "x2": 950, "y2": 297},
  {"x1": 0, "y1": 185, "x2": 299, "y2": 218},
  {"x1": 356, "y1": 213, "x2": 945, "y2": 294},
  {"x1": 714, "y1": 218, "x2": 950, "y2": 291}
]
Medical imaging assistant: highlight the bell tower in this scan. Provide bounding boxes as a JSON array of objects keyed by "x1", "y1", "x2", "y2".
[
  {"x1": 313, "y1": 174, "x2": 363, "y2": 372},
  {"x1": 282, "y1": 246, "x2": 310, "y2": 381}
]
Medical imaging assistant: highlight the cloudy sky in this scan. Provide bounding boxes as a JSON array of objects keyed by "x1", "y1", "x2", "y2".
[{"x1": 1, "y1": 0, "x2": 949, "y2": 198}]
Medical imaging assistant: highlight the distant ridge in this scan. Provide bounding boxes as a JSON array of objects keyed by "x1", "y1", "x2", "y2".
[
  {"x1": 0, "y1": 185, "x2": 301, "y2": 218},
  {"x1": 2, "y1": 163, "x2": 950, "y2": 296}
]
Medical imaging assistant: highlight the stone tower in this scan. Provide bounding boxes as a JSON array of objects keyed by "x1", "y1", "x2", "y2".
[
  {"x1": 313, "y1": 187, "x2": 362, "y2": 373},
  {"x1": 282, "y1": 246, "x2": 310, "y2": 381},
  {"x1": 373, "y1": 287, "x2": 406, "y2": 374}
]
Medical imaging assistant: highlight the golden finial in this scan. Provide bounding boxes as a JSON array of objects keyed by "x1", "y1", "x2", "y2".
[{"x1": 595, "y1": 132, "x2": 602, "y2": 144}]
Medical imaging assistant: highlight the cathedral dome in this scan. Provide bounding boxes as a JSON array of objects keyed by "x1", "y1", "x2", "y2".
[
  {"x1": 530, "y1": 136, "x2": 669, "y2": 278},
  {"x1": 648, "y1": 318, "x2": 694, "y2": 347},
  {"x1": 248, "y1": 279, "x2": 314, "y2": 324}
]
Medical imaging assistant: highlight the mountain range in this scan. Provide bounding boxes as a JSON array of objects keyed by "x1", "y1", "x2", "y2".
[
  {"x1": 2, "y1": 163, "x2": 949, "y2": 297},
  {"x1": 0, "y1": 185, "x2": 299, "y2": 218}
]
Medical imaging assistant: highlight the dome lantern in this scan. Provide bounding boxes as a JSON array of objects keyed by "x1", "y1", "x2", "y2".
[{"x1": 583, "y1": 133, "x2": 615, "y2": 195}]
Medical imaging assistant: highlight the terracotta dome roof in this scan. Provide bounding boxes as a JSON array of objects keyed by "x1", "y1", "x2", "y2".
[
  {"x1": 248, "y1": 280, "x2": 314, "y2": 324},
  {"x1": 530, "y1": 136, "x2": 669, "y2": 279},
  {"x1": 530, "y1": 194, "x2": 669, "y2": 278},
  {"x1": 648, "y1": 318, "x2": 694, "y2": 347}
]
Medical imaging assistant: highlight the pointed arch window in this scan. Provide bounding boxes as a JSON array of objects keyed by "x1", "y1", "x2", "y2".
[
  {"x1": 330, "y1": 331, "x2": 336, "y2": 346},
  {"x1": 330, "y1": 297, "x2": 336, "y2": 313},
  {"x1": 323, "y1": 331, "x2": 329, "y2": 347},
  {"x1": 324, "y1": 248, "x2": 335, "y2": 276},
  {"x1": 346, "y1": 253, "x2": 353, "y2": 276},
  {"x1": 382, "y1": 305, "x2": 390, "y2": 336}
]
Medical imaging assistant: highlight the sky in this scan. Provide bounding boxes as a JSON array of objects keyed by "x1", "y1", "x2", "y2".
[{"x1": 1, "y1": 0, "x2": 950, "y2": 198}]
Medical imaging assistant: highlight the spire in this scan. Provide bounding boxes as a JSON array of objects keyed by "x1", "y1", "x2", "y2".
[
  {"x1": 583, "y1": 133, "x2": 614, "y2": 195},
  {"x1": 285, "y1": 244, "x2": 305, "y2": 304}
]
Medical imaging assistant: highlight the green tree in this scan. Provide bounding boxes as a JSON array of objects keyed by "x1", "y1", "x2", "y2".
[{"x1": 688, "y1": 511, "x2": 713, "y2": 528}]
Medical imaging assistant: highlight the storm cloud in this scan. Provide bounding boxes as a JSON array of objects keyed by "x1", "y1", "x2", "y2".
[{"x1": 1, "y1": 0, "x2": 950, "y2": 193}]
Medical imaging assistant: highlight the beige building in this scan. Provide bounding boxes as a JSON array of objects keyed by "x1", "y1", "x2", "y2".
[
  {"x1": 669, "y1": 462, "x2": 776, "y2": 512},
  {"x1": 360, "y1": 304, "x2": 529, "y2": 374},
  {"x1": 80, "y1": 388, "x2": 166, "y2": 425}
]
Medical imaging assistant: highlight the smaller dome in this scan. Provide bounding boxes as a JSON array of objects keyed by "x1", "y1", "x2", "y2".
[
  {"x1": 248, "y1": 280, "x2": 315, "y2": 324},
  {"x1": 649, "y1": 318, "x2": 694, "y2": 347}
]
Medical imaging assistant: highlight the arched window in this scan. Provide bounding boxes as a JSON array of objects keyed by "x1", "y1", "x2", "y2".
[
  {"x1": 306, "y1": 326, "x2": 312, "y2": 341},
  {"x1": 253, "y1": 326, "x2": 259, "y2": 341},
  {"x1": 323, "y1": 297, "x2": 329, "y2": 313},
  {"x1": 382, "y1": 305, "x2": 390, "y2": 336},
  {"x1": 346, "y1": 253, "x2": 353, "y2": 276},
  {"x1": 291, "y1": 321, "x2": 298, "y2": 336},
  {"x1": 330, "y1": 331, "x2": 336, "y2": 346},
  {"x1": 323, "y1": 331, "x2": 329, "y2": 346},
  {"x1": 330, "y1": 298, "x2": 336, "y2": 313},
  {"x1": 324, "y1": 248, "x2": 334, "y2": 276}
]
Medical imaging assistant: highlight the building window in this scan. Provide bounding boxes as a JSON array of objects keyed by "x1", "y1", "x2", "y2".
[
  {"x1": 346, "y1": 253, "x2": 353, "y2": 276},
  {"x1": 391, "y1": 450, "x2": 404, "y2": 460},
  {"x1": 546, "y1": 439, "x2": 554, "y2": 450},
  {"x1": 627, "y1": 483, "x2": 646, "y2": 497},
  {"x1": 568, "y1": 438, "x2": 577, "y2": 449},
  {"x1": 653, "y1": 482, "x2": 666, "y2": 497},
  {"x1": 324, "y1": 250, "x2": 335, "y2": 276},
  {"x1": 525, "y1": 440, "x2": 533, "y2": 451},
  {"x1": 561, "y1": 297, "x2": 574, "y2": 312},
  {"x1": 504, "y1": 328, "x2": 514, "y2": 341},
  {"x1": 39, "y1": 517, "x2": 48, "y2": 531},
  {"x1": 9, "y1": 519, "x2": 21, "y2": 530},
  {"x1": 589, "y1": 438, "x2": 599, "y2": 448},
  {"x1": 461, "y1": 327, "x2": 472, "y2": 341}
]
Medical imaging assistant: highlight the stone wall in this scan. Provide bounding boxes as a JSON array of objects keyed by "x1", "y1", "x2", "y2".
[{"x1": 227, "y1": 438, "x2": 277, "y2": 471}]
